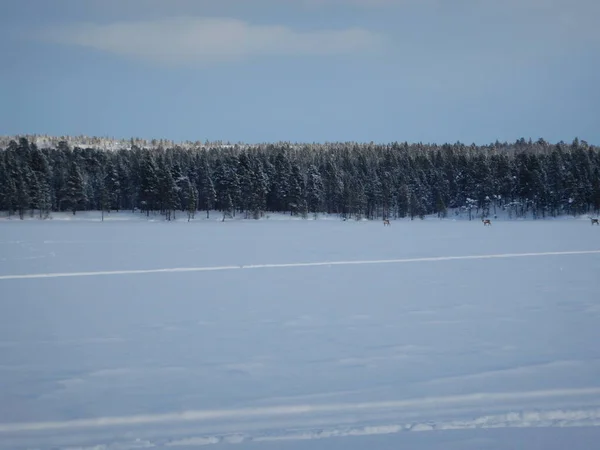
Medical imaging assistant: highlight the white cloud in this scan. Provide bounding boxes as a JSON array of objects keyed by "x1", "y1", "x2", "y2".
[
  {"x1": 41, "y1": 17, "x2": 385, "y2": 64},
  {"x1": 302, "y1": 0, "x2": 408, "y2": 5}
]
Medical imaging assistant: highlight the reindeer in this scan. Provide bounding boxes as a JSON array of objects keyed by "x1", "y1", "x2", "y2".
[
  {"x1": 383, "y1": 219, "x2": 391, "y2": 226},
  {"x1": 482, "y1": 219, "x2": 492, "y2": 226},
  {"x1": 592, "y1": 218, "x2": 599, "y2": 226}
]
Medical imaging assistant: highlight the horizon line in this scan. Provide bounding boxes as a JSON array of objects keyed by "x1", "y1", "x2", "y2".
[{"x1": 0, "y1": 134, "x2": 597, "y2": 148}]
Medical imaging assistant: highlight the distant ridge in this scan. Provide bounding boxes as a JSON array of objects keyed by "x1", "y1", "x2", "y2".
[
  {"x1": 0, "y1": 134, "x2": 245, "y2": 151},
  {"x1": 1, "y1": 134, "x2": 597, "y2": 152}
]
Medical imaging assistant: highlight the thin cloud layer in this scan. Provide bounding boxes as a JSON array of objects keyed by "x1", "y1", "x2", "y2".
[
  {"x1": 302, "y1": 0, "x2": 407, "y2": 5},
  {"x1": 41, "y1": 17, "x2": 385, "y2": 64}
]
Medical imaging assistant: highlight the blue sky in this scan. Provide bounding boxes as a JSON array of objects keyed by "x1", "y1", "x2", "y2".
[{"x1": 1, "y1": 0, "x2": 599, "y2": 145}]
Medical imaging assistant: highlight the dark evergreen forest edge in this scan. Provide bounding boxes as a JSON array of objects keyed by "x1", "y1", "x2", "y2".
[{"x1": 1, "y1": 136, "x2": 599, "y2": 221}]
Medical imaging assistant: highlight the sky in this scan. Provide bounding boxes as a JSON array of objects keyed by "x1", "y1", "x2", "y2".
[{"x1": 1, "y1": 0, "x2": 599, "y2": 145}]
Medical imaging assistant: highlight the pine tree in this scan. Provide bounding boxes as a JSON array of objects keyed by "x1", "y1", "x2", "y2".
[
  {"x1": 103, "y1": 159, "x2": 121, "y2": 212},
  {"x1": 591, "y1": 166, "x2": 600, "y2": 215},
  {"x1": 64, "y1": 160, "x2": 87, "y2": 215},
  {"x1": 195, "y1": 152, "x2": 216, "y2": 218},
  {"x1": 397, "y1": 183, "x2": 410, "y2": 218},
  {"x1": 0, "y1": 153, "x2": 20, "y2": 215},
  {"x1": 27, "y1": 169, "x2": 41, "y2": 217},
  {"x1": 171, "y1": 163, "x2": 187, "y2": 216},
  {"x1": 29, "y1": 143, "x2": 52, "y2": 218},
  {"x1": 288, "y1": 163, "x2": 305, "y2": 216},
  {"x1": 0, "y1": 156, "x2": 7, "y2": 213},
  {"x1": 200, "y1": 169, "x2": 216, "y2": 219},
  {"x1": 237, "y1": 152, "x2": 254, "y2": 216},
  {"x1": 409, "y1": 182, "x2": 426, "y2": 220},
  {"x1": 305, "y1": 164, "x2": 324, "y2": 216},
  {"x1": 221, "y1": 193, "x2": 233, "y2": 222},
  {"x1": 117, "y1": 157, "x2": 131, "y2": 211},
  {"x1": 472, "y1": 154, "x2": 492, "y2": 214},
  {"x1": 323, "y1": 158, "x2": 344, "y2": 215},
  {"x1": 5, "y1": 177, "x2": 18, "y2": 217},
  {"x1": 249, "y1": 160, "x2": 268, "y2": 219},
  {"x1": 186, "y1": 180, "x2": 198, "y2": 221},
  {"x1": 100, "y1": 173, "x2": 110, "y2": 222},
  {"x1": 139, "y1": 153, "x2": 160, "y2": 216},
  {"x1": 15, "y1": 167, "x2": 30, "y2": 220},
  {"x1": 213, "y1": 157, "x2": 240, "y2": 219},
  {"x1": 35, "y1": 177, "x2": 52, "y2": 219},
  {"x1": 271, "y1": 150, "x2": 292, "y2": 212},
  {"x1": 435, "y1": 188, "x2": 447, "y2": 219},
  {"x1": 157, "y1": 157, "x2": 179, "y2": 221},
  {"x1": 489, "y1": 154, "x2": 512, "y2": 214}
]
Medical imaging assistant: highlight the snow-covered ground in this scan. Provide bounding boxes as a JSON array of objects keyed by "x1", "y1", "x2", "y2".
[{"x1": 1, "y1": 213, "x2": 600, "y2": 449}]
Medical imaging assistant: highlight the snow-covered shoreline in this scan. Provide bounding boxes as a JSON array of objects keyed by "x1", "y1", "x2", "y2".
[{"x1": 1, "y1": 209, "x2": 598, "y2": 223}]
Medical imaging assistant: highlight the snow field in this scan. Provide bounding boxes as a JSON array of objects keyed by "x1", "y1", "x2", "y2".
[{"x1": 0, "y1": 215, "x2": 599, "y2": 449}]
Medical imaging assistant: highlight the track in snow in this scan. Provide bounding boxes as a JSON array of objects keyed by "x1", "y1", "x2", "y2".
[
  {"x1": 2, "y1": 386, "x2": 600, "y2": 433},
  {"x1": 0, "y1": 249, "x2": 599, "y2": 281}
]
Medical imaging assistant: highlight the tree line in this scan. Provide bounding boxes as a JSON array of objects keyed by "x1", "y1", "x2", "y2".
[{"x1": 1, "y1": 137, "x2": 599, "y2": 221}]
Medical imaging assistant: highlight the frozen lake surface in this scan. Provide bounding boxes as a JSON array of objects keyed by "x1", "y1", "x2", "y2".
[{"x1": 1, "y1": 213, "x2": 600, "y2": 449}]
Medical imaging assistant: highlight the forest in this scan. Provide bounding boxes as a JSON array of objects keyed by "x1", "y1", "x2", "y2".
[{"x1": 1, "y1": 137, "x2": 599, "y2": 221}]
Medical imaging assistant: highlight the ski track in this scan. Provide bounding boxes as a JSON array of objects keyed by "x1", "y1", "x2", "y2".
[
  {"x1": 6, "y1": 407, "x2": 600, "y2": 449},
  {"x1": 2, "y1": 387, "x2": 600, "y2": 433},
  {"x1": 169, "y1": 407, "x2": 600, "y2": 446},
  {"x1": 0, "y1": 249, "x2": 599, "y2": 281}
]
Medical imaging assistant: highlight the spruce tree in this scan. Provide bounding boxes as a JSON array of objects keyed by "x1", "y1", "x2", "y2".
[
  {"x1": 65, "y1": 160, "x2": 87, "y2": 215},
  {"x1": 305, "y1": 164, "x2": 324, "y2": 216},
  {"x1": 139, "y1": 153, "x2": 160, "y2": 216}
]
